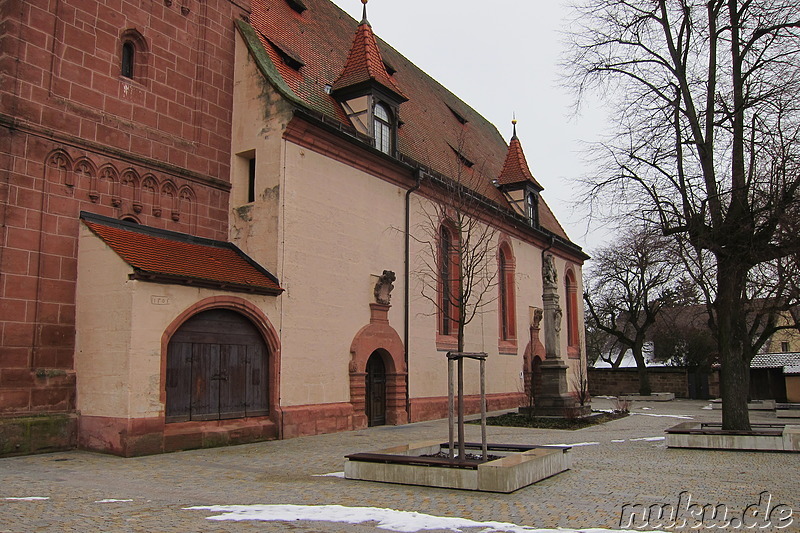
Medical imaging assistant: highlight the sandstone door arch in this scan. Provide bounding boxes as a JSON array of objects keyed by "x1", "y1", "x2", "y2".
[{"x1": 166, "y1": 309, "x2": 269, "y2": 423}]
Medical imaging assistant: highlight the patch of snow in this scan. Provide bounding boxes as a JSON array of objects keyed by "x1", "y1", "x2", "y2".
[
  {"x1": 185, "y1": 504, "x2": 666, "y2": 533},
  {"x1": 3, "y1": 497, "x2": 49, "y2": 501},
  {"x1": 629, "y1": 437, "x2": 666, "y2": 442},
  {"x1": 611, "y1": 439, "x2": 626, "y2": 443},
  {"x1": 639, "y1": 407, "x2": 651, "y2": 410},
  {"x1": 312, "y1": 472, "x2": 345, "y2": 478},
  {"x1": 543, "y1": 442, "x2": 600, "y2": 447},
  {"x1": 94, "y1": 499, "x2": 134, "y2": 503},
  {"x1": 593, "y1": 408, "x2": 614, "y2": 413},
  {"x1": 631, "y1": 413, "x2": 693, "y2": 420},
  {"x1": 701, "y1": 404, "x2": 713, "y2": 410}
]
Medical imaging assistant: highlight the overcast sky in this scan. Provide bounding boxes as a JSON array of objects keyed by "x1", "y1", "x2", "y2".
[{"x1": 328, "y1": 0, "x2": 611, "y2": 251}]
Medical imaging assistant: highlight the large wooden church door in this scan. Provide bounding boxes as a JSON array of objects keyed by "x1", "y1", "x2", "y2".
[
  {"x1": 365, "y1": 351, "x2": 386, "y2": 427},
  {"x1": 166, "y1": 309, "x2": 269, "y2": 423}
]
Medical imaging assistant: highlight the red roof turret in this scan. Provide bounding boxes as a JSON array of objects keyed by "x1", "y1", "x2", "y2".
[
  {"x1": 331, "y1": 0, "x2": 406, "y2": 101},
  {"x1": 496, "y1": 120, "x2": 543, "y2": 190}
]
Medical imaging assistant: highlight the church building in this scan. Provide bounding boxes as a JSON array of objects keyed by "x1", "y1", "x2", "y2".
[{"x1": 0, "y1": 0, "x2": 588, "y2": 456}]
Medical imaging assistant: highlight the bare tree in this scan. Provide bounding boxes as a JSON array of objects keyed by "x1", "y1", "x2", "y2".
[
  {"x1": 412, "y1": 148, "x2": 500, "y2": 459},
  {"x1": 584, "y1": 225, "x2": 678, "y2": 395},
  {"x1": 566, "y1": 0, "x2": 800, "y2": 429},
  {"x1": 413, "y1": 169, "x2": 499, "y2": 353}
]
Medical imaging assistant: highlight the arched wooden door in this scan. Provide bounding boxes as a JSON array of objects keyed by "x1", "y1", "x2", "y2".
[
  {"x1": 166, "y1": 309, "x2": 269, "y2": 423},
  {"x1": 365, "y1": 351, "x2": 386, "y2": 427}
]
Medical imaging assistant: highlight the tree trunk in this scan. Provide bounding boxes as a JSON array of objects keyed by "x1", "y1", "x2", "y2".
[
  {"x1": 715, "y1": 256, "x2": 751, "y2": 430},
  {"x1": 631, "y1": 345, "x2": 652, "y2": 396}
]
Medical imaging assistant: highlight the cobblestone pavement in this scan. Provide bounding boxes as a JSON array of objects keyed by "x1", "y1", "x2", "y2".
[{"x1": 1, "y1": 399, "x2": 798, "y2": 532}]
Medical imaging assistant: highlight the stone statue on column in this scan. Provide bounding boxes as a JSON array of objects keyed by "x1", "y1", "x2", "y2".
[{"x1": 532, "y1": 253, "x2": 589, "y2": 417}]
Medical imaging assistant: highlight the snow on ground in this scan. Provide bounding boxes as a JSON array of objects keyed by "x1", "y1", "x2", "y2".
[
  {"x1": 94, "y1": 499, "x2": 134, "y2": 503},
  {"x1": 543, "y1": 442, "x2": 600, "y2": 447},
  {"x1": 630, "y1": 413, "x2": 693, "y2": 419},
  {"x1": 186, "y1": 504, "x2": 666, "y2": 533},
  {"x1": 313, "y1": 472, "x2": 345, "y2": 478},
  {"x1": 701, "y1": 404, "x2": 714, "y2": 410},
  {"x1": 3, "y1": 497, "x2": 49, "y2": 501},
  {"x1": 628, "y1": 437, "x2": 665, "y2": 442}
]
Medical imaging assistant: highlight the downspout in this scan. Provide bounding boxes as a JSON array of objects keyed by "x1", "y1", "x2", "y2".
[{"x1": 403, "y1": 169, "x2": 422, "y2": 420}]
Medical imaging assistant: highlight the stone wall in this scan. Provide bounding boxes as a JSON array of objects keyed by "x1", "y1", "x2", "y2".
[{"x1": 588, "y1": 367, "x2": 720, "y2": 399}]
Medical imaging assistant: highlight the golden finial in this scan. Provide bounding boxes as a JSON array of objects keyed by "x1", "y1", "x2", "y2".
[{"x1": 512, "y1": 115, "x2": 518, "y2": 138}]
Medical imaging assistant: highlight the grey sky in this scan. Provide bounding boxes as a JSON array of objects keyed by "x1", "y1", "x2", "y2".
[{"x1": 328, "y1": 0, "x2": 609, "y2": 251}]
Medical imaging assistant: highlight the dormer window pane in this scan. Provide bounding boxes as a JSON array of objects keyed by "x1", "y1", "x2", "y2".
[
  {"x1": 374, "y1": 102, "x2": 391, "y2": 154},
  {"x1": 527, "y1": 192, "x2": 538, "y2": 226}
]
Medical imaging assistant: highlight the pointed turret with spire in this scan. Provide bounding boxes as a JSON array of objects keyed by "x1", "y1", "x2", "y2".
[
  {"x1": 331, "y1": 0, "x2": 407, "y2": 154},
  {"x1": 496, "y1": 119, "x2": 543, "y2": 226}
]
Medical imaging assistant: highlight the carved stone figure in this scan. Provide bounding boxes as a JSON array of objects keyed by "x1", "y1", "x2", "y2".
[
  {"x1": 374, "y1": 270, "x2": 396, "y2": 305},
  {"x1": 543, "y1": 253, "x2": 558, "y2": 288},
  {"x1": 553, "y1": 306, "x2": 563, "y2": 334},
  {"x1": 532, "y1": 307, "x2": 544, "y2": 330}
]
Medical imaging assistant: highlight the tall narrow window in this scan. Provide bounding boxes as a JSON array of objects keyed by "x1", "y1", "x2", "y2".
[
  {"x1": 440, "y1": 225, "x2": 453, "y2": 336},
  {"x1": 121, "y1": 41, "x2": 135, "y2": 79},
  {"x1": 499, "y1": 251, "x2": 508, "y2": 339},
  {"x1": 565, "y1": 270, "x2": 579, "y2": 354},
  {"x1": 248, "y1": 156, "x2": 256, "y2": 203},
  {"x1": 438, "y1": 224, "x2": 459, "y2": 341},
  {"x1": 119, "y1": 29, "x2": 148, "y2": 83},
  {"x1": 373, "y1": 102, "x2": 392, "y2": 154},
  {"x1": 498, "y1": 243, "x2": 517, "y2": 352}
]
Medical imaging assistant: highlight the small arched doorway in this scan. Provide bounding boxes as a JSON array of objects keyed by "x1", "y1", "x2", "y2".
[
  {"x1": 166, "y1": 309, "x2": 269, "y2": 423},
  {"x1": 365, "y1": 350, "x2": 387, "y2": 427}
]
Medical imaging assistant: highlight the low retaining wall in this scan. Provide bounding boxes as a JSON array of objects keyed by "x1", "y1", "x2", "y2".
[{"x1": 589, "y1": 367, "x2": 719, "y2": 399}]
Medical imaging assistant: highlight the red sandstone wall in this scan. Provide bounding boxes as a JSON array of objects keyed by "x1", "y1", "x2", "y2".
[{"x1": 0, "y1": 0, "x2": 248, "y2": 421}]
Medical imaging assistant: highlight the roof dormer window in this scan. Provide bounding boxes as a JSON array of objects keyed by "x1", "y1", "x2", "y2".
[
  {"x1": 373, "y1": 102, "x2": 392, "y2": 154},
  {"x1": 449, "y1": 145, "x2": 474, "y2": 168},
  {"x1": 447, "y1": 105, "x2": 468, "y2": 125},
  {"x1": 285, "y1": 0, "x2": 307, "y2": 14},
  {"x1": 266, "y1": 38, "x2": 304, "y2": 71}
]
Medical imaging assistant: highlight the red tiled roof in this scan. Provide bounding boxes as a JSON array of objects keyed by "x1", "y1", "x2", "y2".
[
  {"x1": 248, "y1": 0, "x2": 570, "y2": 241},
  {"x1": 497, "y1": 128, "x2": 544, "y2": 189},
  {"x1": 81, "y1": 213, "x2": 282, "y2": 295},
  {"x1": 331, "y1": 16, "x2": 406, "y2": 100}
]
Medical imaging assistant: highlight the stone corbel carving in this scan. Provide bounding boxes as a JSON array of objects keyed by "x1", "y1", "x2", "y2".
[
  {"x1": 531, "y1": 307, "x2": 543, "y2": 330},
  {"x1": 374, "y1": 270, "x2": 396, "y2": 305}
]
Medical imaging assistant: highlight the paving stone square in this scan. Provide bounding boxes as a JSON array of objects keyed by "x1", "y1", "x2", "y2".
[{"x1": 1, "y1": 399, "x2": 797, "y2": 532}]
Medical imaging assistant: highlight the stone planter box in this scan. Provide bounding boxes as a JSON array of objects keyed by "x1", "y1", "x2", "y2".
[
  {"x1": 344, "y1": 441, "x2": 571, "y2": 493},
  {"x1": 665, "y1": 422, "x2": 800, "y2": 452},
  {"x1": 709, "y1": 399, "x2": 775, "y2": 410}
]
